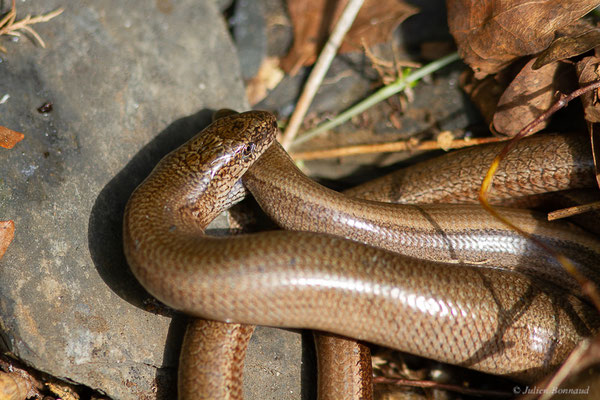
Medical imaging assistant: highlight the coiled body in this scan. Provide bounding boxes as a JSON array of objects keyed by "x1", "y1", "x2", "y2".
[
  {"x1": 122, "y1": 111, "x2": 600, "y2": 398},
  {"x1": 244, "y1": 142, "x2": 600, "y2": 298}
]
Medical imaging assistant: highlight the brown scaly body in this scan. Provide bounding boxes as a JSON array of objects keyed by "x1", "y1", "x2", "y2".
[{"x1": 123, "y1": 111, "x2": 599, "y2": 399}]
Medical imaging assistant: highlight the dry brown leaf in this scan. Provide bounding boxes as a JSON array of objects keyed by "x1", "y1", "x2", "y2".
[
  {"x1": 47, "y1": 381, "x2": 80, "y2": 400},
  {"x1": 493, "y1": 59, "x2": 573, "y2": 136},
  {"x1": 577, "y1": 57, "x2": 600, "y2": 123},
  {"x1": 0, "y1": 371, "x2": 32, "y2": 400},
  {"x1": 447, "y1": 0, "x2": 600, "y2": 79},
  {"x1": 281, "y1": 0, "x2": 418, "y2": 75},
  {"x1": 246, "y1": 57, "x2": 285, "y2": 105},
  {"x1": 0, "y1": 221, "x2": 15, "y2": 260},
  {"x1": 534, "y1": 21, "x2": 600, "y2": 70},
  {"x1": 0, "y1": 125, "x2": 24, "y2": 148}
]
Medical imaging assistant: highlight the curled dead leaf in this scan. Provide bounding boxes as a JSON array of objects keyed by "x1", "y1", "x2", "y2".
[
  {"x1": 447, "y1": 0, "x2": 600, "y2": 78},
  {"x1": 246, "y1": 57, "x2": 285, "y2": 105},
  {"x1": 576, "y1": 56, "x2": 600, "y2": 123},
  {"x1": 0, "y1": 371, "x2": 31, "y2": 400},
  {"x1": 0, "y1": 126, "x2": 24, "y2": 149},
  {"x1": 493, "y1": 59, "x2": 574, "y2": 136},
  {"x1": 281, "y1": 0, "x2": 418, "y2": 75},
  {"x1": 534, "y1": 21, "x2": 600, "y2": 70}
]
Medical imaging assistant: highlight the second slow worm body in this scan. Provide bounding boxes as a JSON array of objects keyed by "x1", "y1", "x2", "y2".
[
  {"x1": 244, "y1": 142, "x2": 600, "y2": 298},
  {"x1": 242, "y1": 136, "x2": 600, "y2": 399},
  {"x1": 123, "y1": 111, "x2": 600, "y2": 398},
  {"x1": 343, "y1": 132, "x2": 596, "y2": 205}
]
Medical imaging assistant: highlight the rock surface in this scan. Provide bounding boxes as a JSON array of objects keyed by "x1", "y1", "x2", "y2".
[{"x1": 0, "y1": 1, "x2": 305, "y2": 398}]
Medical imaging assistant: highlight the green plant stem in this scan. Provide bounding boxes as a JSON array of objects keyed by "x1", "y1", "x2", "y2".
[{"x1": 290, "y1": 51, "x2": 460, "y2": 147}]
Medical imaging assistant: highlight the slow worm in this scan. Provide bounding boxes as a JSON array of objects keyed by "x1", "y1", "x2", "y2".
[
  {"x1": 343, "y1": 132, "x2": 596, "y2": 205},
  {"x1": 123, "y1": 111, "x2": 600, "y2": 399},
  {"x1": 245, "y1": 141, "x2": 600, "y2": 297},
  {"x1": 243, "y1": 136, "x2": 600, "y2": 399}
]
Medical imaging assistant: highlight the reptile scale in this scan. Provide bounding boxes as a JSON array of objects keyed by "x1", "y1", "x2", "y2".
[{"x1": 123, "y1": 110, "x2": 600, "y2": 399}]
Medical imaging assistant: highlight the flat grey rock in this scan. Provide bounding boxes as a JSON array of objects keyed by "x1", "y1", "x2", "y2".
[
  {"x1": 232, "y1": 0, "x2": 267, "y2": 80},
  {"x1": 0, "y1": 1, "x2": 304, "y2": 398}
]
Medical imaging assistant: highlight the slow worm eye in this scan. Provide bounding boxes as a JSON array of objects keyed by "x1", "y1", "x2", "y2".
[{"x1": 242, "y1": 143, "x2": 254, "y2": 157}]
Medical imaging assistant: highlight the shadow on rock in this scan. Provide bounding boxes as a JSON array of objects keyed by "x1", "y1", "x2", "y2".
[
  {"x1": 88, "y1": 109, "x2": 214, "y2": 309},
  {"x1": 88, "y1": 108, "x2": 225, "y2": 399}
]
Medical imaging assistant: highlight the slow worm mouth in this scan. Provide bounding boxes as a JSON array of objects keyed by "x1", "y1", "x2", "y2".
[{"x1": 229, "y1": 178, "x2": 250, "y2": 205}]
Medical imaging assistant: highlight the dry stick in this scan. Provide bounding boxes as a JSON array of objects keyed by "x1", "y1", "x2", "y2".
[
  {"x1": 0, "y1": 1, "x2": 16, "y2": 31},
  {"x1": 291, "y1": 136, "x2": 505, "y2": 161},
  {"x1": 479, "y1": 79, "x2": 600, "y2": 311},
  {"x1": 280, "y1": 0, "x2": 365, "y2": 149},
  {"x1": 548, "y1": 200, "x2": 600, "y2": 221},
  {"x1": 0, "y1": 0, "x2": 63, "y2": 50},
  {"x1": 6, "y1": 8, "x2": 64, "y2": 46}
]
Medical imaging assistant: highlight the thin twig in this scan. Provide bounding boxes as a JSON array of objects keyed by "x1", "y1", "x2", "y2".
[
  {"x1": 0, "y1": 0, "x2": 63, "y2": 52},
  {"x1": 547, "y1": 200, "x2": 600, "y2": 221},
  {"x1": 280, "y1": 0, "x2": 365, "y2": 149},
  {"x1": 362, "y1": 40, "x2": 421, "y2": 85},
  {"x1": 0, "y1": 5, "x2": 16, "y2": 32},
  {"x1": 290, "y1": 52, "x2": 460, "y2": 148},
  {"x1": 479, "y1": 79, "x2": 600, "y2": 311},
  {"x1": 291, "y1": 136, "x2": 505, "y2": 161}
]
